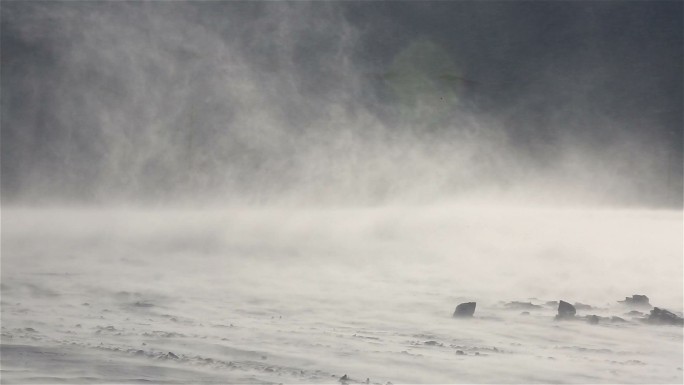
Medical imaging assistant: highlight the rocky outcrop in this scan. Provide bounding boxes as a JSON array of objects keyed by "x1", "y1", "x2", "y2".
[
  {"x1": 618, "y1": 295, "x2": 651, "y2": 308},
  {"x1": 574, "y1": 302, "x2": 594, "y2": 310},
  {"x1": 647, "y1": 307, "x2": 684, "y2": 326},
  {"x1": 453, "y1": 302, "x2": 476, "y2": 318},
  {"x1": 555, "y1": 300, "x2": 576, "y2": 320}
]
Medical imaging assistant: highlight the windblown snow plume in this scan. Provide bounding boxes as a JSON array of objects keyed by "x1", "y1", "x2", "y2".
[
  {"x1": 1, "y1": 2, "x2": 682, "y2": 384},
  {"x1": 2, "y1": 2, "x2": 681, "y2": 206}
]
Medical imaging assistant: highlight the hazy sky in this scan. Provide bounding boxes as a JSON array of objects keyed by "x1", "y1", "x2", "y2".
[{"x1": 2, "y1": 1, "x2": 682, "y2": 206}]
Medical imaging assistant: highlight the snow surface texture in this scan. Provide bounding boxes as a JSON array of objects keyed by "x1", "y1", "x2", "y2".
[{"x1": 1, "y1": 206, "x2": 682, "y2": 383}]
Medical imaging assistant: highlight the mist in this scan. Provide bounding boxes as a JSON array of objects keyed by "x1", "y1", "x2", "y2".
[
  {"x1": 2, "y1": 1, "x2": 681, "y2": 207},
  {"x1": 2, "y1": 2, "x2": 683, "y2": 384}
]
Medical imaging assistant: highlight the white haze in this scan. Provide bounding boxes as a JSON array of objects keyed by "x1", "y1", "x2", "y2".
[
  {"x1": 1, "y1": 2, "x2": 682, "y2": 384},
  {"x1": 2, "y1": 206, "x2": 682, "y2": 383}
]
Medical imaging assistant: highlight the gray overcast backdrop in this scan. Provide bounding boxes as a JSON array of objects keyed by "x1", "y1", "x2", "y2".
[{"x1": 1, "y1": 1, "x2": 682, "y2": 206}]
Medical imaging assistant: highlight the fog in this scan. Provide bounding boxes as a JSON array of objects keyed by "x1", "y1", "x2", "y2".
[{"x1": 1, "y1": 2, "x2": 682, "y2": 384}]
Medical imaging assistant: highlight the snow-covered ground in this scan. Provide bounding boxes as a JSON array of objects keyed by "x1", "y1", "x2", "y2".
[{"x1": 1, "y1": 205, "x2": 682, "y2": 383}]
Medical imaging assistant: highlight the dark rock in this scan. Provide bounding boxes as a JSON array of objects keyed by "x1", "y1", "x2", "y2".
[
  {"x1": 455, "y1": 350, "x2": 465, "y2": 355},
  {"x1": 453, "y1": 302, "x2": 476, "y2": 318},
  {"x1": 625, "y1": 310, "x2": 644, "y2": 316},
  {"x1": 647, "y1": 307, "x2": 684, "y2": 326},
  {"x1": 586, "y1": 315, "x2": 599, "y2": 325},
  {"x1": 339, "y1": 374, "x2": 349, "y2": 383},
  {"x1": 424, "y1": 340, "x2": 440, "y2": 346},
  {"x1": 574, "y1": 302, "x2": 593, "y2": 310},
  {"x1": 610, "y1": 316, "x2": 626, "y2": 323},
  {"x1": 556, "y1": 300, "x2": 576, "y2": 320},
  {"x1": 520, "y1": 311, "x2": 530, "y2": 316},
  {"x1": 618, "y1": 295, "x2": 651, "y2": 308},
  {"x1": 166, "y1": 352, "x2": 179, "y2": 359},
  {"x1": 503, "y1": 301, "x2": 542, "y2": 310}
]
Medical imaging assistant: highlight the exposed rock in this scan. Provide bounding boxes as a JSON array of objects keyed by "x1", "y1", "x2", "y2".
[
  {"x1": 556, "y1": 300, "x2": 576, "y2": 320},
  {"x1": 618, "y1": 295, "x2": 651, "y2": 308},
  {"x1": 503, "y1": 301, "x2": 542, "y2": 310},
  {"x1": 574, "y1": 302, "x2": 593, "y2": 310},
  {"x1": 586, "y1": 315, "x2": 599, "y2": 325},
  {"x1": 610, "y1": 316, "x2": 626, "y2": 323},
  {"x1": 166, "y1": 351, "x2": 179, "y2": 359},
  {"x1": 453, "y1": 302, "x2": 476, "y2": 318},
  {"x1": 455, "y1": 350, "x2": 465, "y2": 355},
  {"x1": 647, "y1": 307, "x2": 684, "y2": 326},
  {"x1": 625, "y1": 310, "x2": 644, "y2": 317}
]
